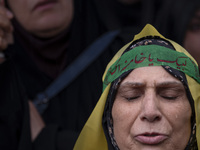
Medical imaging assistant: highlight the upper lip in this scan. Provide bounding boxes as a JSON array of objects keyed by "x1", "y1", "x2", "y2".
[{"x1": 33, "y1": 0, "x2": 57, "y2": 11}]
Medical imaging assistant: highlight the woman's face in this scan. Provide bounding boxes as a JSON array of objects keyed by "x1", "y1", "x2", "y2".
[
  {"x1": 184, "y1": 9, "x2": 200, "y2": 68},
  {"x1": 7, "y1": 0, "x2": 73, "y2": 38},
  {"x1": 112, "y1": 66, "x2": 191, "y2": 150}
]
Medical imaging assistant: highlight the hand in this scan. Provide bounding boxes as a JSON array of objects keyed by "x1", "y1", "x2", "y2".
[
  {"x1": 29, "y1": 101, "x2": 45, "y2": 141},
  {"x1": 0, "y1": 0, "x2": 13, "y2": 51}
]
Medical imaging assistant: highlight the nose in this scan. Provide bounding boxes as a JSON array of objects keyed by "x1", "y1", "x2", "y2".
[{"x1": 139, "y1": 91, "x2": 162, "y2": 122}]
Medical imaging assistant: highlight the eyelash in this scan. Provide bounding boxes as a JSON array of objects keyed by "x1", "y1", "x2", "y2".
[
  {"x1": 126, "y1": 96, "x2": 141, "y2": 101},
  {"x1": 161, "y1": 96, "x2": 178, "y2": 100},
  {"x1": 125, "y1": 95, "x2": 178, "y2": 101},
  {"x1": 159, "y1": 90, "x2": 180, "y2": 100},
  {"x1": 120, "y1": 89, "x2": 181, "y2": 101}
]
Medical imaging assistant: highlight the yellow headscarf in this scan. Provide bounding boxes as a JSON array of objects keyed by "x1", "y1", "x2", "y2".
[{"x1": 74, "y1": 24, "x2": 200, "y2": 150}]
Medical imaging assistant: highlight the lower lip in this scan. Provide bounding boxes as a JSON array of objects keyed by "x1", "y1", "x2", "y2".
[
  {"x1": 34, "y1": 2, "x2": 57, "y2": 11},
  {"x1": 135, "y1": 135, "x2": 167, "y2": 145}
]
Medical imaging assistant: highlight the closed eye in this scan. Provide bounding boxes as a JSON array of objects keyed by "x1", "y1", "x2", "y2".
[
  {"x1": 125, "y1": 95, "x2": 141, "y2": 101},
  {"x1": 161, "y1": 96, "x2": 178, "y2": 100},
  {"x1": 157, "y1": 83, "x2": 185, "y2": 101}
]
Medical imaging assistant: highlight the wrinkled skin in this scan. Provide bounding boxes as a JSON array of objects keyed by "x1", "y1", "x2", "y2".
[{"x1": 112, "y1": 66, "x2": 191, "y2": 150}]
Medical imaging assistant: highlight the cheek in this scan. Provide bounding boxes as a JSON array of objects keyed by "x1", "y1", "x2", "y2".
[
  {"x1": 112, "y1": 100, "x2": 130, "y2": 130},
  {"x1": 163, "y1": 101, "x2": 192, "y2": 145},
  {"x1": 164, "y1": 100, "x2": 191, "y2": 127},
  {"x1": 112, "y1": 100, "x2": 139, "y2": 128},
  {"x1": 112, "y1": 100, "x2": 139, "y2": 146}
]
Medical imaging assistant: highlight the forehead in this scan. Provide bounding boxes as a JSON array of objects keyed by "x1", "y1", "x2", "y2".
[{"x1": 121, "y1": 66, "x2": 181, "y2": 85}]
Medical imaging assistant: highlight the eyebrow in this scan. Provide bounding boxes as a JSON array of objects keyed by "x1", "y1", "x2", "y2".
[
  {"x1": 156, "y1": 81, "x2": 184, "y2": 88},
  {"x1": 119, "y1": 81, "x2": 183, "y2": 89},
  {"x1": 119, "y1": 82, "x2": 145, "y2": 88},
  {"x1": 117, "y1": 82, "x2": 145, "y2": 93},
  {"x1": 117, "y1": 81, "x2": 185, "y2": 97},
  {"x1": 156, "y1": 81, "x2": 185, "y2": 94}
]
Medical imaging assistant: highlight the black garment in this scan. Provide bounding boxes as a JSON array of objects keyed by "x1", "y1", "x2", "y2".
[
  {"x1": 4, "y1": 26, "x2": 139, "y2": 150},
  {"x1": 12, "y1": 19, "x2": 70, "y2": 79},
  {"x1": 73, "y1": 0, "x2": 162, "y2": 49},
  {"x1": 0, "y1": 59, "x2": 32, "y2": 150},
  {"x1": 2, "y1": 0, "x2": 164, "y2": 149}
]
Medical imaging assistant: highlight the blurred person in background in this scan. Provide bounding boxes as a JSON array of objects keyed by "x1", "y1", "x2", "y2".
[
  {"x1": 0, "y1": 0, "x2": 166, "y2": 149},
  {"x1": 155, "y1": 0, "x2": 200, "y2": 70}
]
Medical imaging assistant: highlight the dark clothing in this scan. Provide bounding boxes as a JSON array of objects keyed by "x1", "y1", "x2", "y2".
[
  {"x1": 3, "y1": 26, "x2": 140, "y2": 150},
  {"x1": 0, "y1": 59, "x2": 32, "y2": 150},
  {"x1": 1, "y1": 0, "x2": 164, "y2": 149},
  {"x1": 12, "y1": 19, "x2": 70, "y2": 79},
  {"x1": 155, "y1": 0, "x2": 200, "y2": 45}
]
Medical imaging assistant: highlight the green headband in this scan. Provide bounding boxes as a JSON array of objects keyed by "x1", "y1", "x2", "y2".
[{"x1": 103, "y1": 45, "x2": 200, "y2": 91}]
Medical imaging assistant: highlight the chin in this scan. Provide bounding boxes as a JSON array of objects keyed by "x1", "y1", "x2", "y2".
[
  {"x1": 32, "y1": 27, "x2": 64, "y2": 38},
  {"x1": 29, "y1": 19, "x2": 70, "y2": 38}
]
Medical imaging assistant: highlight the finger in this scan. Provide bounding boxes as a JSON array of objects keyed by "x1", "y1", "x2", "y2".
[
  {"x1": 0, "y1": 1, "x2": 13, "y2": 51},
  {"x1": 0, "y1": 32, "x2": 14, "y2": 51},
  {"x1": 0, "y1": 0, "x2": 13, "y2": 30},
  {"x1": 0, "y1": 3, "x2": 13, "y2": 32},
  {"x1": 0, "y1": 0, "x2": 5, "y2": 6},
  {"x1": 0, "y1": 9, "x2": 13, "y2": 20},
  {"x1": 0, "y1": 35, "x2": 12, "y2": 51},
  {"x1": 0, "y1": 1, "x2": 13, "y2": 19},
  {"x1": 0, "y1": 14, "x2": 13, "y2": 32},
  {"x1": 0, "y1": 36, "x2": 7, "y2": 50},
  {"x1": 6, "y1": 10, "x2": 13, "y2": 19}
]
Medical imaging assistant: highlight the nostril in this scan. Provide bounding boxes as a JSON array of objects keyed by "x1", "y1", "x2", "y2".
[
  {"x1": 141, "y1": 113, "x2": 161, "y2": 122},
  {"x1": 154, "y1": 116, "x2": 161, "y2": 121}
]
